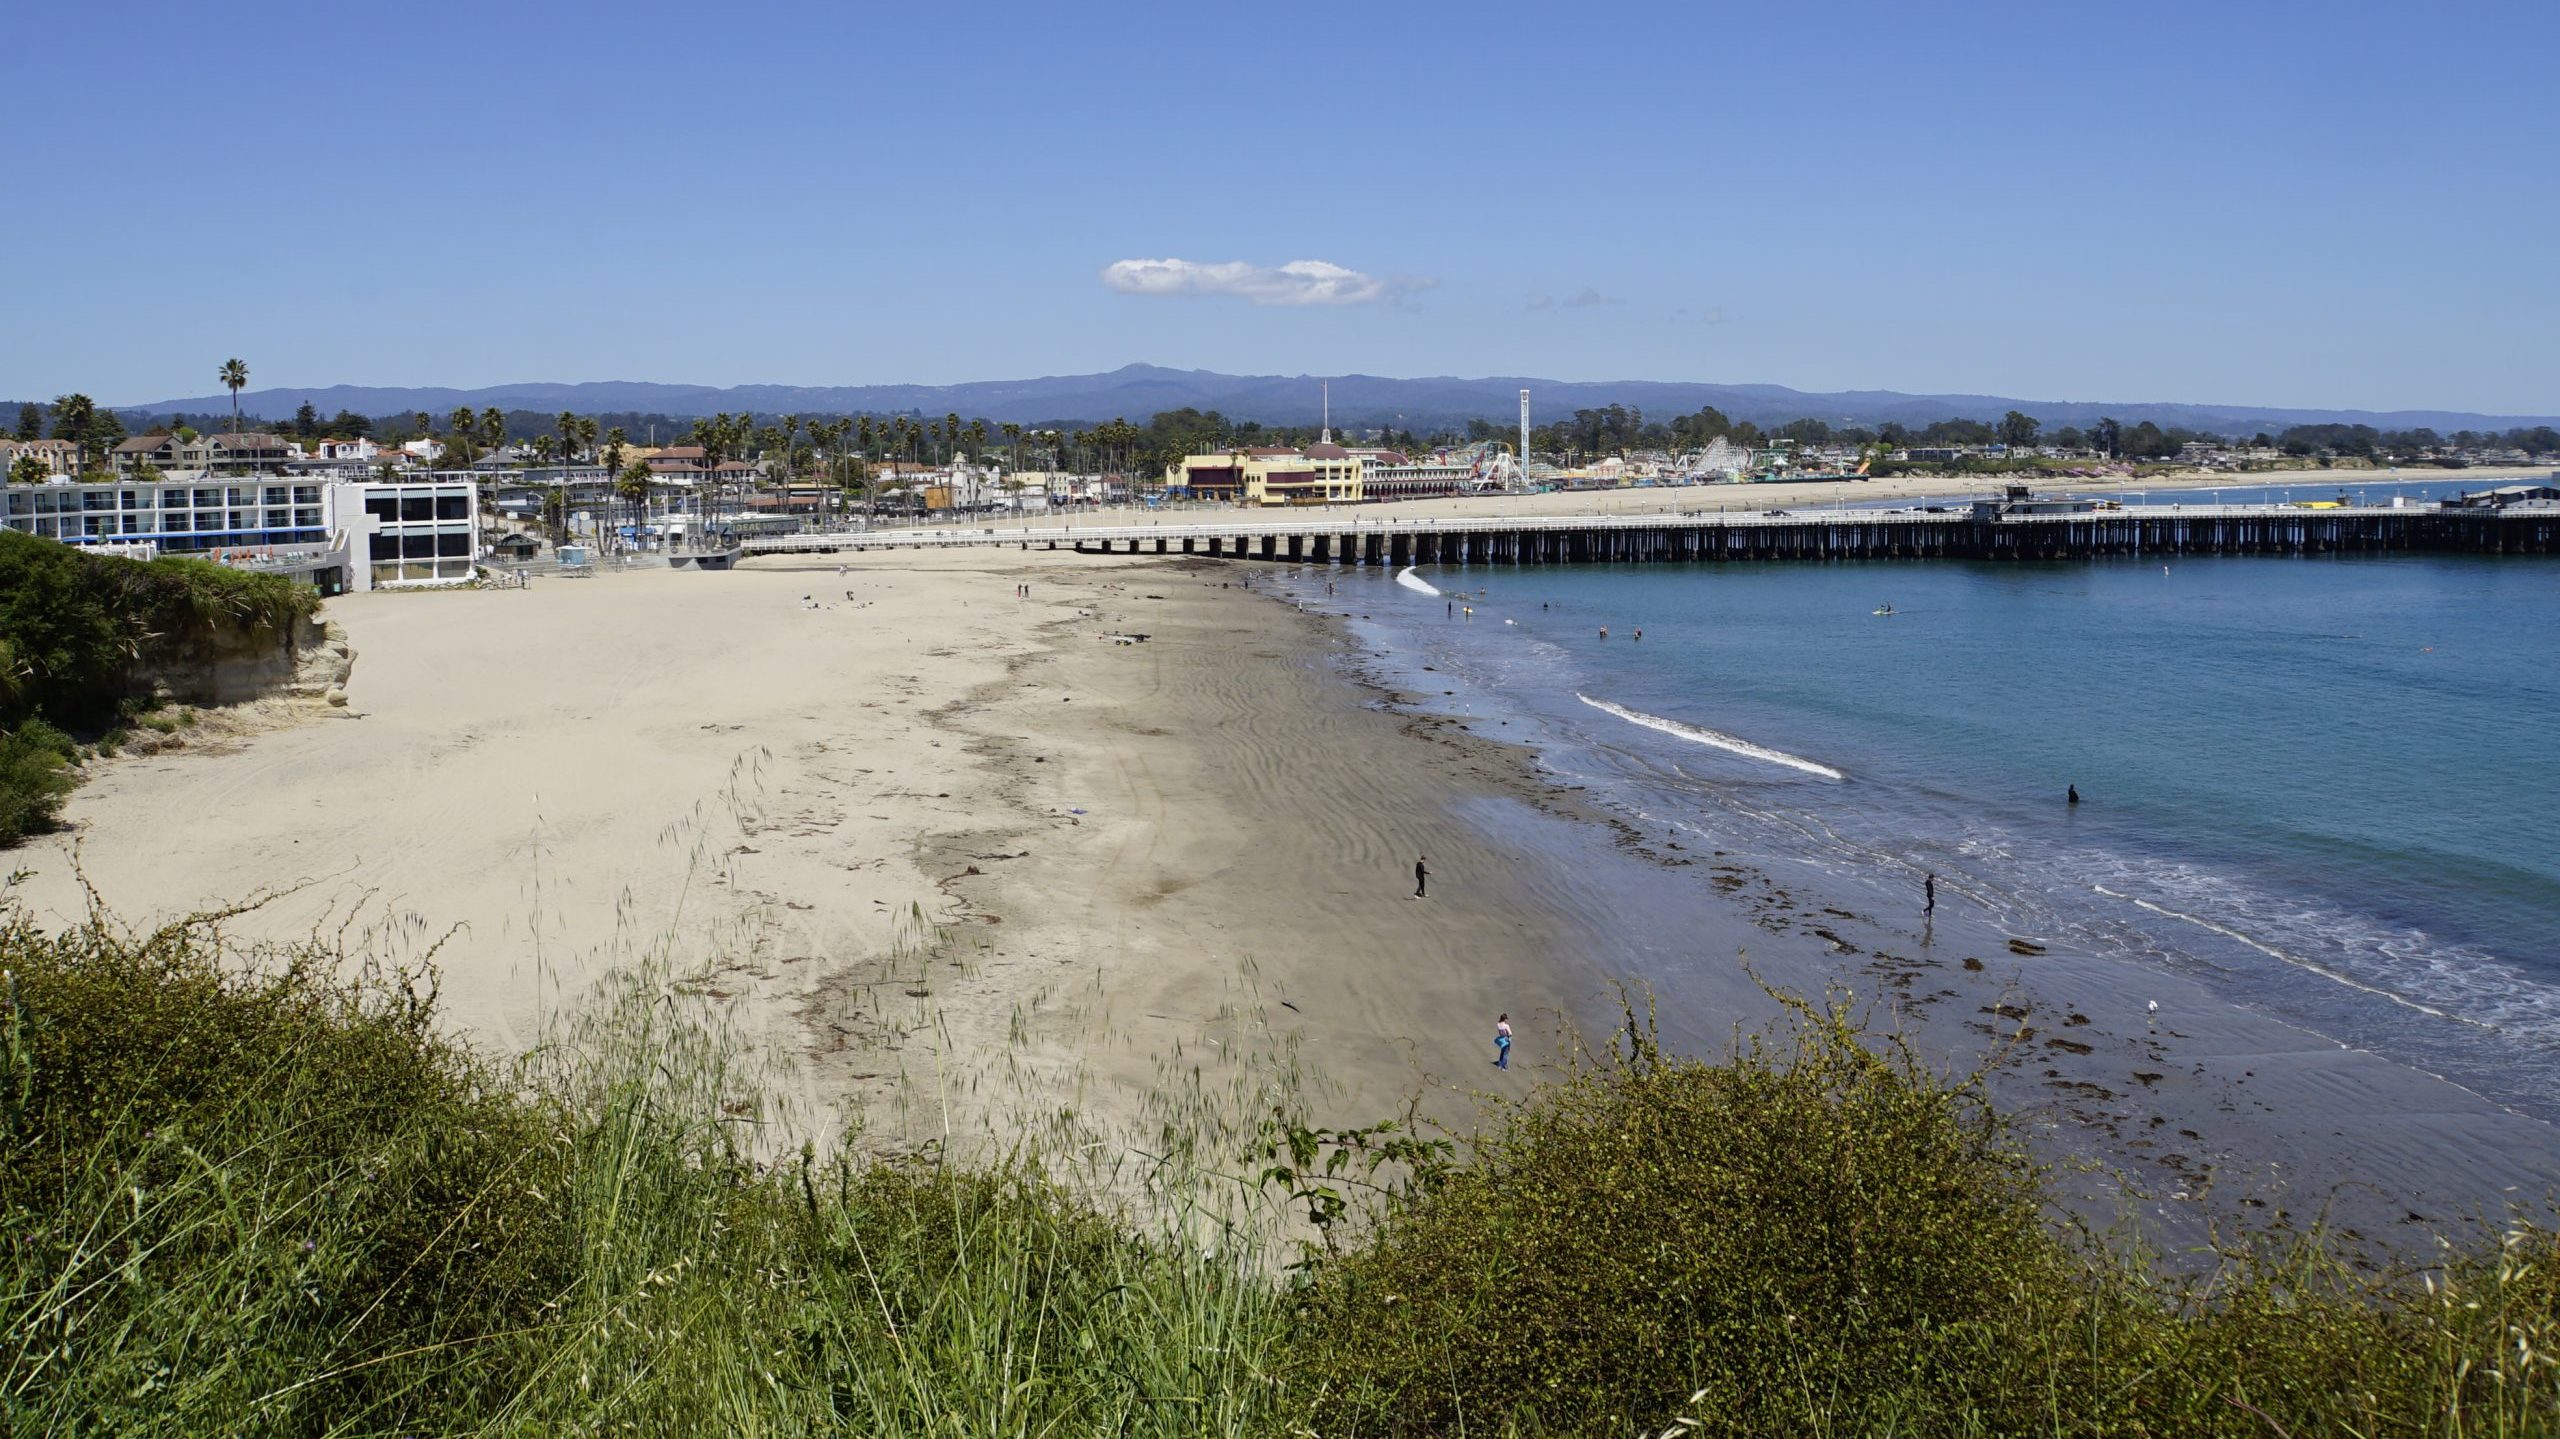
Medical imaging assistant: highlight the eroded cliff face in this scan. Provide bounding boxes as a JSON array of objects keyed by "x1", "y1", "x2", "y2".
[{"x1": 125, "y1": 616, "x2": 355, "y2": 710}]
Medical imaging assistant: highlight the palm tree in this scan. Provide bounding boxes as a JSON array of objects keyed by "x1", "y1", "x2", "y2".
[
  {"x1": 556, "y1": 411, "x2": 581, "y2": 469},
  {"x1": 218, "y1": 359, "x2": 248, "y2": 439},
  {"x1": 478, "y1": 407, "x2": 506, "y2": 458},
  {"x1": 616, "y1": 460, "x2": 654, "y2": 548},
  {"x1": 1002, "y1": 422, "x2": 1023, "y2": 474},
  {"x1": 447, "y1": 407, "x2": 478, "y2": 466},
  {"x1": 601, "y1": 427, "x2": 632, "y2": 547}
]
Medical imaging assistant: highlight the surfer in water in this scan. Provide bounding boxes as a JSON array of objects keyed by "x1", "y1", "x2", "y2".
[
  {"x1": 2068, "y1": 784, "x2": 2081, "y2": 805},
  {"x1": 1598, "y1": 626, "x2": 1609, "y2": 640}
]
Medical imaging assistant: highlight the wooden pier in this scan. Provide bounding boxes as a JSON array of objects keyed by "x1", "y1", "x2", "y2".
[{"x1": 737, "y1": 505, "x2": 2557, "y2": 567}]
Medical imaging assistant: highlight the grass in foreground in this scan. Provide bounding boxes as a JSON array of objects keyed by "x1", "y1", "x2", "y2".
[{"x1": 4, "y1": 903, "x2": 2556, "y2": 1436}]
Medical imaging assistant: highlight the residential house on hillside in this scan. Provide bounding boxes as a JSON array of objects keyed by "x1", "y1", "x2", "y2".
[
  {"x1": 112, "y1": 432, "x2": 212, "y2": 477},
  {"x1": 1, "y1": 438, "x2": 81, "y2": 477},
  {"x1": 204, "y1": 432, "x2": 293, "y2": 473}
]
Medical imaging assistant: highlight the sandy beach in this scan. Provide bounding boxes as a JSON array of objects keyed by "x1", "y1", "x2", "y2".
[
  {"x1": 17, "y1": 539, "x2": 2558, "y2": 1251},
  {"x1": 13, "y1": 551, "x2": 1590, "y2": 1149}
]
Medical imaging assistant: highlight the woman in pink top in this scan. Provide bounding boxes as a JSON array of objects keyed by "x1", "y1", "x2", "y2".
[{"x1": 1494, "y1": 1014, "x2": 1512, "y2": 1069}]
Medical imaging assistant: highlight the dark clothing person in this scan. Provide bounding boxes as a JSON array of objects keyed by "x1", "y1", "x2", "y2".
[
  {"x1": 1414, "y1": 857, "x2": 1429, "y2": 898},
  {"x1": 1925, "y1": 873, "x2": 1936, "y2": 914},
  {"x1": 2068, "y1": 785, "x2": 2081, "y2": 805}
]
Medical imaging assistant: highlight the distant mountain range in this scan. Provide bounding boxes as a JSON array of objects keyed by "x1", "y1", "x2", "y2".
[{"x1": 105, "y1": 364, "x2": 2560, "y2": 433}]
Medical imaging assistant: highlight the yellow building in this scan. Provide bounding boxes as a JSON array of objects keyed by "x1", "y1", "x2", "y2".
[{"x1": 1172, "y1": 444, "x2": 1363, "y2": 506}]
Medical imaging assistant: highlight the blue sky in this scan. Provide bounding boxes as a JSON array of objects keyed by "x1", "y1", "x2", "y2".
[{"x1": 4, "y1": 0, "x2": 2554, "y2": 414}]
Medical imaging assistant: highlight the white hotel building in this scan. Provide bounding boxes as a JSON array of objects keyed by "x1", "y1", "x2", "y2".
[{"x1": 3, "y1": 474, "x2": 478, "y2": 593}]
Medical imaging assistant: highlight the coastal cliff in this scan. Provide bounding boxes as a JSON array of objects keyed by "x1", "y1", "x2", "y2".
[
  {"x1": 1, "y1": 529, "x2": 337, "y2": 844},
  {"x1": 124, "y1": 612, "x2": 353, "y2": 711}
]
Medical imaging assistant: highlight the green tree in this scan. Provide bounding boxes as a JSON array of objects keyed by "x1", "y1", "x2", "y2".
[
  {"x1": 13, "y1": 402, "x2": 41, "y2": 441},
  {"x1": 8, "y1": 452, "x2": 48, "y2": 486},
  {"x1": 478, "y1": 408, "x2": 506, "y2": 457},
  {"x1": 445, "y1": 407, "x2": 478, "y2": 466},
  {"x1": 218, "y1": 359, "x2": 249, "y2": 437},
  {"x1": 328, "y1": 409, "x2": 372, "y2": 438},
  {"x1": 1997, "y1": 410, "x2": 2041, "y2": 448},
  {"x1": 2092, "y1": 417, "x2": 2123, "y2": 460},
  {"x1": 615, "y1": 459, "x2": 653, "y2": 547},
  {"x1": 49, "y1": 395, "x2": 96, "y2": 474}
]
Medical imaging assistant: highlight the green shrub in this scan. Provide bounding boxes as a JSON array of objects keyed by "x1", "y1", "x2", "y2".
[
  {"x1": 0, "y1": 528, "x2": 318, "y2": 732},
  {"x1": 5, "y1": 898, "x2": 2555, "y2": 1437},
  {"x1": 1284, "y1": 992, "x2": 2560, "y2": 1438},
  {"x1": 0, "y1": 912, "x2": 579, "y2": 1429},
  {"x1": 0, "y1": 727, "x2": 78, "y2": 846},
  {"x1": 1288, "y1": 992, "x2": 2057, "y2": 1435},
  {"x1": 0, "y1": 909, "x2": 1292, "y2": 1435}
]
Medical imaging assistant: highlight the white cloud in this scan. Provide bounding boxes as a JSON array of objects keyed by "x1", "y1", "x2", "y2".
[{"x1": 1100, "y1": 257, "x2": 1420, "y2": 306}]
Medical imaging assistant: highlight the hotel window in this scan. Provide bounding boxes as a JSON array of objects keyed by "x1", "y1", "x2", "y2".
[
  {"x1": 264, "y1": 487, "x2": 287, "y2": 506},
  {"x1": 294, "y1": 508, "x2": 320, "y2": 526},
  {"x1": 400, "y1": 496, "x2": 432, "y2": 522},
  {"x1": 294, "y1": 486, "x2": 320, "y2": 504},
  {"x1": 194, "y1": 488, "x2": 221, "y2": 508},
  {"x1": 364, "y1": 495, "x2": 396, "y2": 520},
  {"x1": 435, "y1": 494, "x2": 469, "y2": 520}
]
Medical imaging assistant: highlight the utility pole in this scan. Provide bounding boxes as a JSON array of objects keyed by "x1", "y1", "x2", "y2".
[{"x1": 1321, "y1": 380, "x2": 1332, "y2": 444}]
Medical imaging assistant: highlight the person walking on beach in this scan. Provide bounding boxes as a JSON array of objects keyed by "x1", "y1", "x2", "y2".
[
  {"x1": 1924, "y1": 872, "x2": 1936, "y2": 915},
  {"x1": 1413, "y1": 855, "x2": 1429, "y2": 899},
  {"x1": 1494, "y1": 1013, "x2": 1512, "y2": 1069}
]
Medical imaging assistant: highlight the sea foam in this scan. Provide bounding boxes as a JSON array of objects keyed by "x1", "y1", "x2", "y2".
[
  {"x1": 1395, "y1": 567, "x2": 1441, "y2": 596},
  {"x1": 1576, "y1": 695, "x2": 1845, "y2": 780}
]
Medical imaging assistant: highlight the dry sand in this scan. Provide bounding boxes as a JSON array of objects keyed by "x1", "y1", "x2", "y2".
[{"x1": 14, "y1": 551, "x2": 1587, "y2": 1149}]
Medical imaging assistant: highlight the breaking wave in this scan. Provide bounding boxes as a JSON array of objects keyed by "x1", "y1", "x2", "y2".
[{"x1": 1575, "y1": 695, "x2": 1845, "y2": 780}]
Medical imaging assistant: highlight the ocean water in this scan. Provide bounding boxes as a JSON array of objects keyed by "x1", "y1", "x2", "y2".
[{"x1": 1298, "y1": 551, "x2": 2560, "y2": 1120}]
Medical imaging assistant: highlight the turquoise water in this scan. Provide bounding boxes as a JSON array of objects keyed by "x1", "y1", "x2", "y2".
[{"x1": 1325, "y1": 553, "x2": 2560, "y2": 1118}]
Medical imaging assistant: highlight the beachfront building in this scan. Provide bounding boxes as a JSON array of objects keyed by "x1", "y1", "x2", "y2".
[
  {"x1": 341, "y1": 477, "x2": 477, "y2": 589},
  {"x1": 5, "y1": 475, "x2": 330, "y2": 550},
  {"x1": 5, "y1": 471, "x2": 481, "y2": 593},
  {"x1": 1359, "y1": 453, "x2": 1477, "y2": 501},
  {"x1": 1169, "y1": 445, "x2": 1364, "y2": 506}
]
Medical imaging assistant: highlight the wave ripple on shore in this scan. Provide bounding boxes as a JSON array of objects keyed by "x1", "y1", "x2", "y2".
[{"x1": 1576, "y1": 694, "x2": 1846, "y2": 781}]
